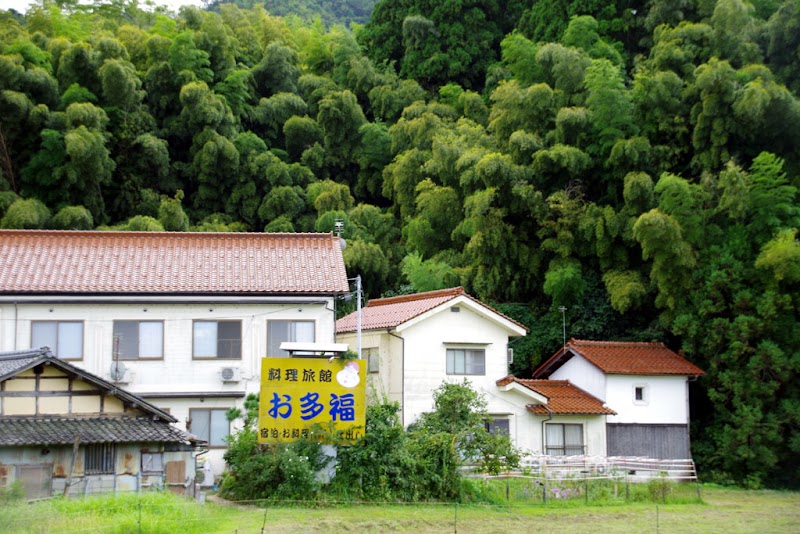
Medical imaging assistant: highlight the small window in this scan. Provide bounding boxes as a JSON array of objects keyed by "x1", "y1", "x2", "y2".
[
  {"x1": 113, "y1": 321, "x2": 163, "y2": 359},
  {"x1": 85, "y1": 443, "x2": 116, "y2": 474},
  {"x1": 634, "y1": 384, "x2": 648, "y2": 405},
  {"x1": 485, "y1": 418, "x2": 510, "y2": 436},
  {"x1": 365, "y1": 348, "x2": 379, "y2": 373},
  {"x1": 193, "y1": 321, "x2": 242, "y2": 359},
  {"x1": 31, "y1": 321, "x2": 83, "y2": 359},
  {"x1": 189, "y1": 409, "x2": 230, "y2": 447},
  {"x1": 545, "y1": 423, "x2": 584, "y2": 456},
  {"x1": 141, "y1": 452, "x2": 164, "y2": 473},
  {"x1": 267, "y1": 320, "x2": 315, "y2": 357},
  {"x1": 446, "y1": 349, "x2": 485, "y2": 375}
]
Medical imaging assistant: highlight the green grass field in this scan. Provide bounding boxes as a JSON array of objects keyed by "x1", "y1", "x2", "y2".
[{"x1": 1, "y1": 485, "x2": 797, "y2": 533}]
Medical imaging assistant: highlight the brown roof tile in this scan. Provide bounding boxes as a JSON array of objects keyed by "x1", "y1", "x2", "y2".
[
  {"x1": 534, "y1": 339, "x2": 704, "y2": 378},
  {"x1": 498, "y1": 377, "x2": 615, "y2": 415},
  {"x1": 336, "y1": 287, "x2": 527, "y2": 333},
  {"x1": 0, "y1": 230, "x2": 348, "y2": 294}
]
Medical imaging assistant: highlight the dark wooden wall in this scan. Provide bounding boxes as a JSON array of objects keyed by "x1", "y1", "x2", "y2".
[{"x1": 607, "y1": 424, "x2": 691, "y2": 459}]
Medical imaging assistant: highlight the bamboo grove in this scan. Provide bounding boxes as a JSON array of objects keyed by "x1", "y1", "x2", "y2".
[{"x1": 0, "y1": 0, "x2": 798, "y2": 487}]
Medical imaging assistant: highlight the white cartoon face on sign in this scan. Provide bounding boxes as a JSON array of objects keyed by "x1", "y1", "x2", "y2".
[{"x1": 337, "y1": 361, "x2": 361, "y2": 388}]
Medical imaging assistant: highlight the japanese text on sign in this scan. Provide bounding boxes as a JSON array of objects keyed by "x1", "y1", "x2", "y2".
[{"x1": 258, "y1": 357, "x2": 366, "y2": 444}]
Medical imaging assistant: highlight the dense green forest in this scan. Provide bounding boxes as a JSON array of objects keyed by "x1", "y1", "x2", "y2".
[{"x1": 0, "y1": 0, "x2": 798, "y2": 487}]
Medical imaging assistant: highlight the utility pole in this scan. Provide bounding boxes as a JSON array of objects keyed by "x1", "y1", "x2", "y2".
[
  {"x1": 559, "y1": 306, "x2": 567, "y2": 348},
  {"x1": 356, "y1": 275, "x2": 362, "y2": 360}
]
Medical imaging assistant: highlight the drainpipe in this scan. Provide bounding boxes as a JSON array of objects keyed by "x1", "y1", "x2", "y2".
[
  {"x1": 387, "y1": 330, "x2": 405, "y2": 427},
  {"x1": 13, "y1": 301, "x2": 18, "y2": 349}
]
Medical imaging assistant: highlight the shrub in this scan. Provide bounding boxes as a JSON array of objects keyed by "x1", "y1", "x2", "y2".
[
  {"x1": 51, "y1": 205, "x2": 93, "y2": 229},
  {"x1": 1, "y1": 198, "x2": 50, "y2": 228},
  {"x1": 0, "y1": 481, "x2": 24, "y2": 503},
  {"x1": 125, "y1": 215, "x2": 164, "y2": 231}
]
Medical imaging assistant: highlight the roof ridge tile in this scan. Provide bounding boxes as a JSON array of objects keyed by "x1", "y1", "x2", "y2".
[{"x1": 368, "y1": 287, "x2": 464, "y2": 307}]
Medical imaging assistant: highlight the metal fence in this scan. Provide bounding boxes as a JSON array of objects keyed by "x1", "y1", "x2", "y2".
[{"x1": 462, "y1": 455, "x2": 700, "y2": 504}]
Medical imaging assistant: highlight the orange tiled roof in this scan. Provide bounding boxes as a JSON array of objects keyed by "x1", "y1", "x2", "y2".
[
  {"x1": 0, "y1": 230, "x2": 349, "y2": 294},
  {"x1": 336, "y1": 287, "x2": 527, "y2": 333},
  {"x1": 496, "y1": 376, "x2": 615, "y2": 415},
  {"x1": 534, "y1": 339, "x2": 704, "y2": 378}
]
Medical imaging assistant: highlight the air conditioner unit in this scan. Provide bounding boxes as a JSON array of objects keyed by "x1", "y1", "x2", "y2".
[
  {"x1": 220, "y1": 367, "x2": 241, "y2": 383},
  {"x1": 507, "y1": 348, "x2": 514, "y2": 365},
  {"x1": 109, "y1": 362, "x2": 133, "y2": 384}
]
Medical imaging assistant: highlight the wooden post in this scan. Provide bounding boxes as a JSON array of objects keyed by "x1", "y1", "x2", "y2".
[{"x1": 63, "y1": 435, "x2": 80, "y2": 496}]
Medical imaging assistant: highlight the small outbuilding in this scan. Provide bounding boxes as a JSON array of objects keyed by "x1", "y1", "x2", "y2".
[
  {"x1": 0, "y1": 348, "x2": 201, "y2": 499},
  {"x1": 534, "y1": 339, "x2": 705, "y2": 459}
]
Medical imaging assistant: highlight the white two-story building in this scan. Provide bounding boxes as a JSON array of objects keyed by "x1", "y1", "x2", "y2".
[
  {"x1": 336, "y1": 288, "x2": 615, "y2": 456},
  {"x1": 0, "y1": 230, "x2": 349, "y2": 471}
]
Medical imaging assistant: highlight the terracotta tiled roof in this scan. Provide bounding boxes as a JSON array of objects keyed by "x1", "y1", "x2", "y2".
[
  {"x1": 534, "y1": 339, "x2": 705, "y2": 378},
  {"x1": 0, "y1": 230, "x2": 348, "y2": 294},
  {"x1": 336, "y1": 287, "x2": 527, "y2": 333},
  {"x1": 496, "y1": 376, "x2": 615, "y2": 415},
  {"x1": 0, "y1": 417, "x2": 196, "y2": 446}
]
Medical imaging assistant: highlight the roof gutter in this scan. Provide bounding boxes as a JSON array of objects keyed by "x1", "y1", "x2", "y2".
[
  {"x1": 0, "y1": 295, "x2": 333, "y2": 305},
  {"x1": 387, "y1": 329, "x2": 405, "y2": 427}
]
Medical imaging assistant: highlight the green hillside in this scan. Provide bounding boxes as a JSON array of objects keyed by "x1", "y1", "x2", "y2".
[{"x1": 0, "y1": 0, "x2": 798, "y2": 488}]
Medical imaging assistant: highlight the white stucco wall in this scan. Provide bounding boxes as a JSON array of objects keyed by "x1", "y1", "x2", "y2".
[
  {"x1": 397, "y1": 303, "x2": 515, "y2": 427},
  {"x1": 549, "y1": 354, "x2": 607, "y2": 401},
  {"x1": 605, "y1": 374, "x2": 689, "y2": 424},
  {"x1": 0, "y1": 298, "x2": 337, "y2": 475},
  {"x1": 485, "y1": 389, "x2": 608, "y2": 457},
  {"x1": 338, "y1": 300, "x2": 524, "y2": 430}
]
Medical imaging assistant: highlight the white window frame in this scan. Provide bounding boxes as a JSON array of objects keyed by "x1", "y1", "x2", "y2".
[
  {"x1": 446, "y1": 348, "x2": 485, "y2": 375},
  {"x1": 31, "y1": 321, "x2": 84, "y2": 360},
  {"x1": 633, "y1": 383, "x2": 649, "y2": 405}
]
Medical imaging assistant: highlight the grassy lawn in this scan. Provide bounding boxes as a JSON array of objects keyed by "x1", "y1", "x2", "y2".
[{"x1": 1, "y1": 485, "x2": 797, "y2": 533}]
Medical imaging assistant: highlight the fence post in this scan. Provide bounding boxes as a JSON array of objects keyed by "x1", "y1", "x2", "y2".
[
  {"x1": 261, "y1": 500, "x2": 268, "y2": 534},
  {"x1": 542, "y1": 476, "x2": 547, "y2": 504},
  {"x1": 625, "y1": 473, "x2": 629, "y2": 502},
  {"x1": 585, "y1": 477, "x2": 589, "y2": 504},
  {"x1": 138, "y1": 499, "x2": 142, "y2": 534},
  {"x1": 454, "y1": 502, "x2": 458, "y2": 534},
  {"x1": 506, "y1": 479, "x2": 510, "y2": 502}
]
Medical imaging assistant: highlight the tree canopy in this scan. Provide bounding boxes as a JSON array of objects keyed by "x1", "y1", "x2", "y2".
[{"x1": 0, "y1": 0, "x2": 799, "y2": 488}]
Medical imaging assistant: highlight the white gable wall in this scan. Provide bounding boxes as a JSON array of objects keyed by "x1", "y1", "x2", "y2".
[
  {"x1": 400, "y1": 303, "x2": 513, "y2": 426},
  {"x1": 549, "y1": 354, "x2": 607, "y2": 401},
  {"x1": 605, "y1": 374, "x2": 689, "y2": 424}
]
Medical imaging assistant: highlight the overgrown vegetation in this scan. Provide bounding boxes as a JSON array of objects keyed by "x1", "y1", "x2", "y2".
[
  {"x1": 0, "y1": 0, "x2": 798, "y2": 488},
  {"x1": 221, "y1": 381, "x2": 519, "y2": 502}
]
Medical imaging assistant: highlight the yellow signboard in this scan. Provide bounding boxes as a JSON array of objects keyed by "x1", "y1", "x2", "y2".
[{"x1": 258, "y1": 357, "x2": 366, "y2": 444}]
